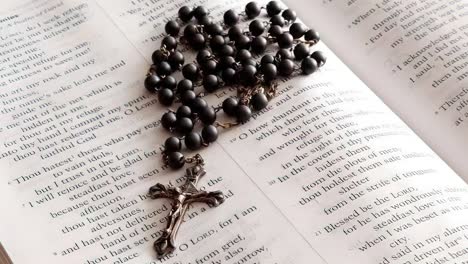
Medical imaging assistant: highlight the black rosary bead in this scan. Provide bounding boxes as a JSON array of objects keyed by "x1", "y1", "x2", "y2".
[
  {"x1": 235, "y1": 35, "x2": 251, "y2": 50},
  {"x1": 301, "y1": 57, "x2": 318, "y2": 75},
  {"x1": 278, "y1": 58, "x2": 295, "y2": 76},
  {"x1": 228, "y1": 26, "x2": 243, "y2": 41},
  {"x1": 144, "y1": 75, "x2": 161, "y2": 93},
  {"x1": 293, "y1": 43, "x2": 310, "y2": 60},
  {"x1": 206, "y1": 23, "x2": 223, "y2": 36},
  {"x1": 282, "y1": 9, "x2": 297, "y2": 22},
  {"x1": 193, "y1": 6, "x2": 208, "y2": 20},
  {"x1": 276, "y1": 48, "x2": 294, "y2": 61},
  {"x1": 165, "y1": 20, "x2": 180, "y2": 36},
  {"x1": 251, "y1": 36, "x2": 267, "y2": 54},
  {"x1": 180, "y1": 90, "x2": 197, "y2": 106},
  {"x1": 270, "y1": 15, "x2": 285, "y2": 27},
  {"x1": 210, "y1": 35, "x2": 225, "y2": 52},
  {"x1": 224, "y1": 9, "x2": 239, "y2": 27},
  {"x1": 242, "y1": 58, "x2": 257, "y2": 67},
  {"x1": 182, "y1": 63, "x2": 200, "y2": 81},
  {"x1": 202, "y1": 125, "x2": 218, "y2": 143},
  {"x1": 152, "y1": 50, "x2": 167, "y2": 65},
  {"x1": 158, "y1": 88, "x2": 175, "y2": 106},
  {"x1": 222, "y1": 97, "x2": 238, "y2": 116},
  {"x1": 266, "y1": 1, "x2": 282, "y2": 17},
  {"x1": 245, "y1": 2, "x2": 261, "y2": 19},
  {"x1": 191, "y1": 98, "x2": 208, "y2": 113},
  {"x1": 168, "y1": 51, "x2": 185, "y2": 70},
  {"x1": 311, "y1": 51, "x2": 327, "y2": 67},
  {"x1": 201, "y1": 60, "x2": 218, "y2": 75},
  {"x1": 240, "y1": 65, "x2": 257, "y2": 86},
  {"x1": 261, "y1": 63, "x2": 277, "y2": 82},
  {"x1": 161, "y1": 111, "x2": 177, "y2": 130},
  {"x1": 167, "y1": 152, "x2": 185, "y2": 169},
  {"x1": 249, "y1": 20, "x2": 265, "y2": 37},
  {"x1": 277, "y1": 32, "x2": 293, "y2": 49},
  {"x1": 161, "y1": 36, "x2": 178, "y2": 50},
  {"x1": 177, "y1": 79, "x2": 193, "y2": 93},
  {"x1": 161, "y1": 76, "x2": 177, "y2": 89},
  {"x1": 176, "y1": 105, "x2": 192, "y2": 119},
  {"x1": 236, "y1": 104, "x2": 252, "y2": 123},
  {"x1": 237, "y1": 49, "x2": 252, "y2": 63},
  {"x1": 184, "y1": 24, "x2": 198, "y2": 39},
  {"x1": 203, "y1": 74, "x2": 220, "y2": 92},
  {"x1": 218, "y1": 56, "x2": 236, "y2": 70},
  {"x1": 178, "y1": 6, "x2": 193, "y2": 22},
  {"x1": 196, "y1": 49, "x2": 212, "y2": 64},
  {"x1": 261, "y1": 54, "x2": 275, "y2": 66},
  {"x1": 176, "y1": 117, "x2": 194, "y2": 134},
  {"x1": 251, "y1": 92, "x2": 269, "y2": 111},
  {"x1": 219, "y1": 44, "x2": 235, "y2": 57},
  {"x1": 199, "y1": 106, "x2": 217, "y2": 125},
  {"x1": 156, "y1": 61, "x2": 172, "y2": 77},
  {"x1": 289, "y1": 22, "x2": 307, "y2": 39},
  {"x1": 304, "y1": 29, "x2": 320, "y2": 42},
  {"x1": 222, "y1": 68, "x2": 237, "y2": 85},
  {"x1": 198, "y1": 15, "x2": 213, "y2": 27},
  {"x1": 164, "y1": 137, "x2": 182, "y2": 152},
  {"x1": 185, "y1": 132, "x2": 202, "y2": 150},
  {"x1": 269, "y1": 25, "x2": 283, "y2": 38},
  {"x1": 190, "y1": 33, "x2": 206, "y2": 50}
]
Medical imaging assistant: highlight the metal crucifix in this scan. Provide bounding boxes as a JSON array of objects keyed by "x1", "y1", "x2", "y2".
[{"x1": 148, "y1": 157, "x2": 225, "y2": 258}]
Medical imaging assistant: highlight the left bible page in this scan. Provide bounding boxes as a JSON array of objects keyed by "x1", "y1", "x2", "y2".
[{"x1": 0, "y1": 1, "x2": 324, "y2": 263}]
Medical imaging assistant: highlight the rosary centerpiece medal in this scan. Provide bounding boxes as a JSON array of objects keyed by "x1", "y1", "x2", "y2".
[{"x1": 144, "y1": 1, "x2": 326, "y2": 258}]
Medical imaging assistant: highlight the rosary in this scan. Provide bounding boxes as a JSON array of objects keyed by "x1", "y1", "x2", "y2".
[{"x1": 143, "y1": 1, "x2": 326, "y2": 258}]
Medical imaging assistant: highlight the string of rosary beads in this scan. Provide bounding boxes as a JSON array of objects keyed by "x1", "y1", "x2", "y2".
[{"x1": 144, "y1": 1, "x2": 327, "y2": 170}]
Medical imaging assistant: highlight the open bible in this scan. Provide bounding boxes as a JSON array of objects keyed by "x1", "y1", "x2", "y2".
[{"x1": 0, "y1": 0, "x2": 467, "y2": 263}]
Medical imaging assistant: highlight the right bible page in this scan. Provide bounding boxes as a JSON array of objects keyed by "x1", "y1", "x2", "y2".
[
  {"x1": 288, "y1": 0, "x2": 468, "y2": 180},
  {"x1": 96, "y1": 1, "x2": 468, "y2": 263}
]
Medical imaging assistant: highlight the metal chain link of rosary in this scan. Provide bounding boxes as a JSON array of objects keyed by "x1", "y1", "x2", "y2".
[{"x1": 143, "y1": 1, "x2": 327, "y2": 258}]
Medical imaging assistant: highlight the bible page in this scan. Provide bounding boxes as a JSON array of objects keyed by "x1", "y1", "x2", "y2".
[
  {"x1": 289, "y1": 0, "x2": 468, "y2": 180},
  {"x1": 0, "y1": 0, "x2": 325, "y2": 263},
  {"x1": 0, "y1": 0, "x2": 467, "y2": 264},
  {"x1": 98, "y1": 0, "x2": 468, "y2": 262}
]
